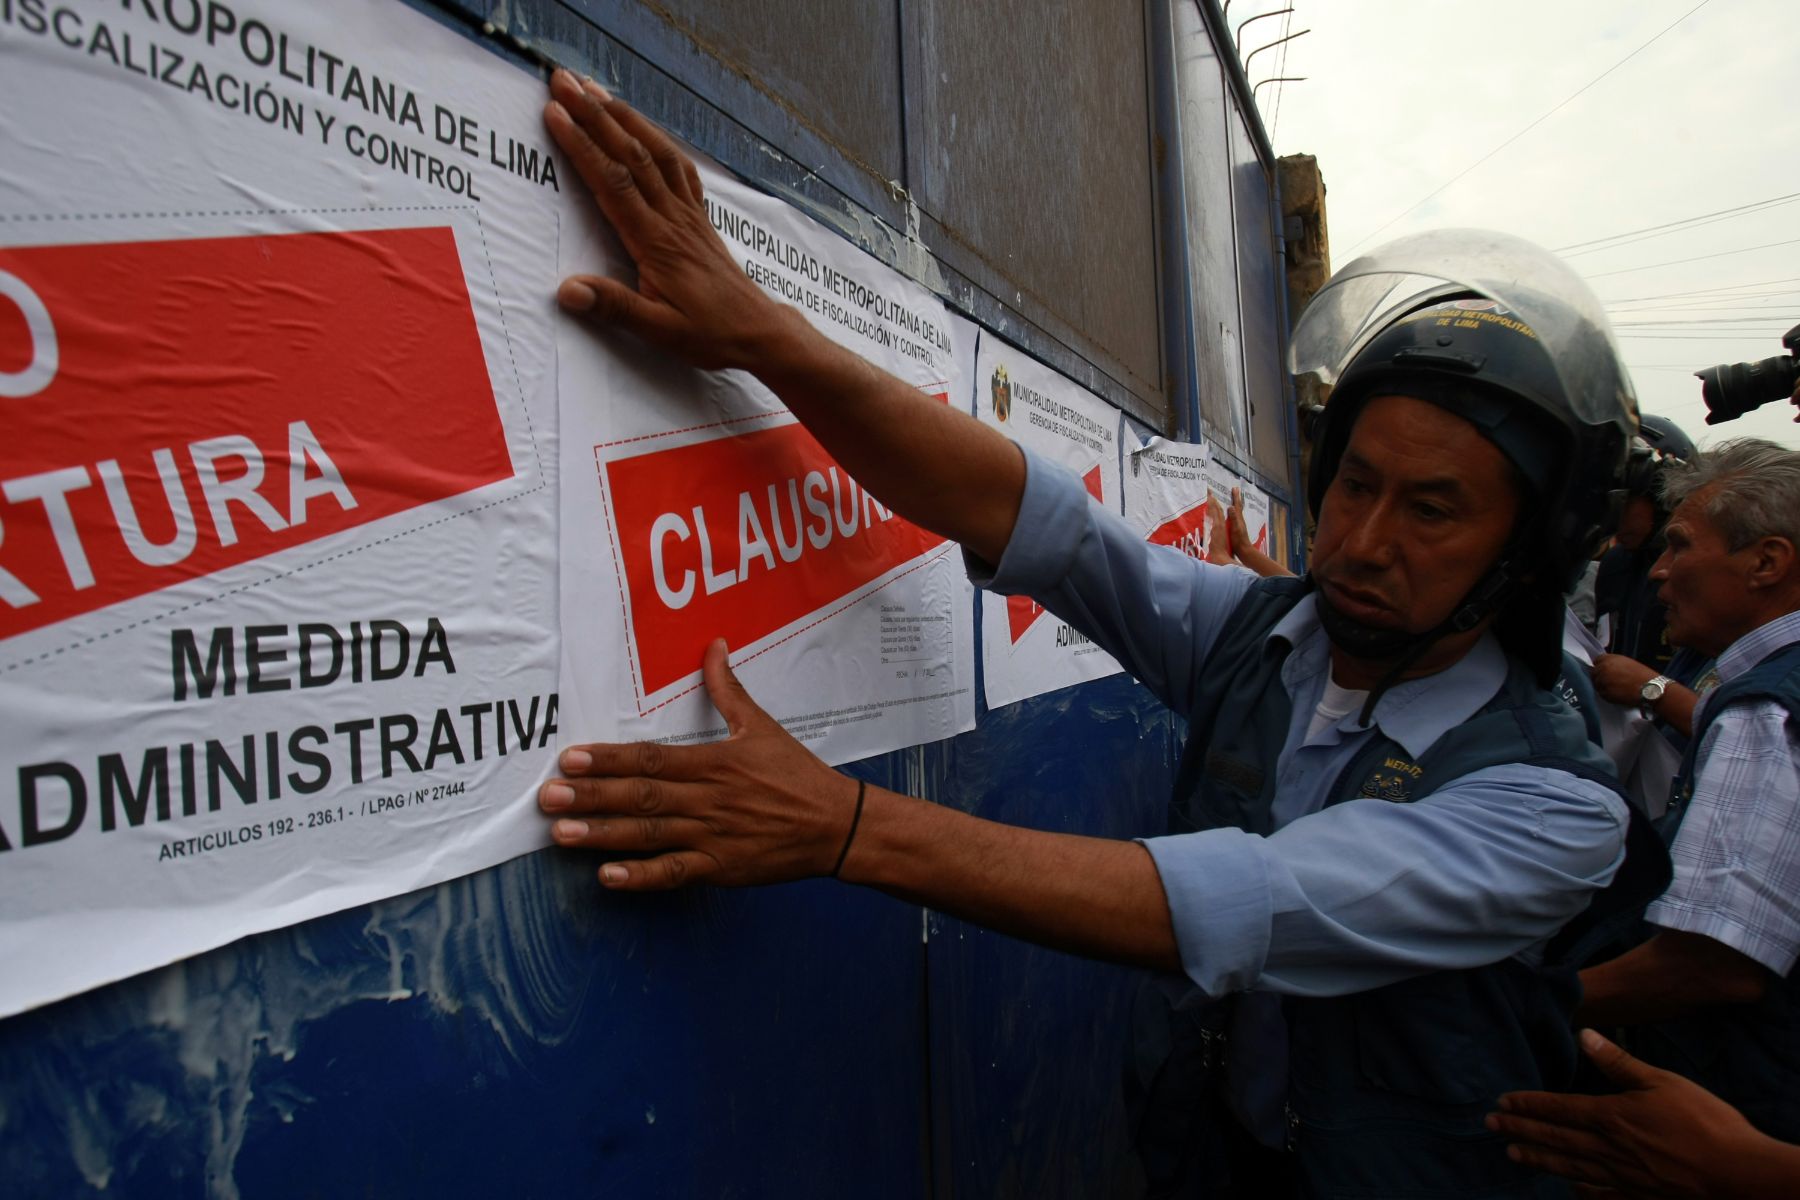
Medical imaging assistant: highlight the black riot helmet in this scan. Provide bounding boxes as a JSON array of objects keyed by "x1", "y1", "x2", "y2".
[
  {"x1": 1291, "y1": 230, "x2": 1639, "y2": 686},
  {"x1": 1617, "y1": 413, "x2": 1695, "y2": 550},
  {"x1": 1623, "y1": 413, "x2": 1695, "y2": 504},
  {"x1": 1635, "y1": 412, "x2": 1696, "y2": 464}
]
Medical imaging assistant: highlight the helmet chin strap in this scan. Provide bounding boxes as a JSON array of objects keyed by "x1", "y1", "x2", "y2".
[
  {"x1": 1314, "y1": 594, "x2": 1420, "y2": 662},
  {"x1": 1315, "y1": 557, "x2": 1524, "y2": 727}
]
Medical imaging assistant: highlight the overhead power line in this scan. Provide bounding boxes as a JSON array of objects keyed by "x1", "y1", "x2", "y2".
[
  {"x1": 1647, "y1": 400, "x2": 1723, "y2": 422},
  {"x1": 1602, "y1": 276, "x2": 1800, "y2": 304},
  {"x1": 1583, "y1": 236, "x2": 1800, "y2": 280},
  {"x1": 1608, "y1": 296, "x2": 1800, "y2": 313},
  {"x1": 1615, "y1": 333, "x2": 1787, "y2": 340},
  {"x1": 1612, "y1": 323, "x2": 1792, "y2": 332},
  {"x1": 1270, "y1": 5, "x2": 1295, "y2": 140},
  {"x1": 1610, "y1": 294, "x2": 1800, "y2": 307},
  {"x1": 1555, "y1": 191, "x2": 1800, "y2": 256},
  {"x1": 1608, "y1": 313, "x2": 1800, "y2": 325},
  {"x1": 1236, "y1": 7, "x2": 1291, "y2": 47},
  {"x1": 1339, "y1": 0, "x2": 1713, "y2": 257},
  {"x1": 1614, "y1": 312, "x2": 1796, "y2": 322}
]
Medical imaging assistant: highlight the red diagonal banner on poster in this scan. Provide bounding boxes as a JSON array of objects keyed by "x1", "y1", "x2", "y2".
[
  {"x1": 0, "y1": 228, "x2": 511, "y2": 642},
  {"x1": 1005, "y1": 464, "x2": 1105, "y2": 643},
  {"x1": 602, "y1": 395, "x2": 951, "y2": 698},
  {"x1": 1147, "y1": 503, "x2": 1208, "y2": 563}
]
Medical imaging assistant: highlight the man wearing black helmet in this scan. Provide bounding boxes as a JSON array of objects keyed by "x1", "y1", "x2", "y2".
[
  {"x1": 1588, "y1": 415, "x2": 1717, "y2": 764},
  {"x1": 1595, "y1": 414, "x2": 1697, "y2": 681},
  {"x1": 535, "y1": 75, "x2": 1656, "y2": 1197}
]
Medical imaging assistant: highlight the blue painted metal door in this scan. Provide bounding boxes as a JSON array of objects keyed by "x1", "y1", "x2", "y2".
[{"x1": 0, "y1": 1, "x2": 1288, "y2": 1194}]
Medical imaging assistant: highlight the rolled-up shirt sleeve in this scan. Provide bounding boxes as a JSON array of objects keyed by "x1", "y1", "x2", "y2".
[
  {"x1": 967, "y1": 444, "x2": 1254, "y2": 716},
  {"x1": 1141, "y1": 763, "x2": 1629, "y2": 997}
]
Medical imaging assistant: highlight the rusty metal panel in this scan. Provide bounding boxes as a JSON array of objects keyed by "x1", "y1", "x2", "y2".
[
  {"x1": 906, "y1": 0, "x2": 1165, "y2": 416},
  {"x1": 1228, "y1": 100, "x2": 1291, "y2": 484},
  {"x1": 613, "y1": 0, "x2": 904, "y2": 185},
  {"x1": 1169, "y1": 0, "x2": 1248, "y2": 450}
]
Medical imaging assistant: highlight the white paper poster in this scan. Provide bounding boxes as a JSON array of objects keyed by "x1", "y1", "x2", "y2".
[
  {"x1": 1124, "y1": 437, "x2": 1211, "y2": 564},
  {"x1": 0, "y1": 0, "x2": 567, "y2": 1016},
  {"x1": 975, "y1": 336, "x2": 1124, "y2": 708},
  {"x1": 557, "y1": 165, "x2": 975, "y2": 764}
]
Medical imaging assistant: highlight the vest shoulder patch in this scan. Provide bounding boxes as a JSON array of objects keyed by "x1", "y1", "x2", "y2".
[{"x1": 1358, "y1": 756, "x2": 1423, "y2": 803}]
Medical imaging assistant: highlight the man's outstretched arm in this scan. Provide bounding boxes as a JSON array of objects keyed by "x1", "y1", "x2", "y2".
[
  {"x1": 543, "y1": 70, "x2": 1025, "y2": 566},
  {"x1": 541, "y1": 640, "x2": 1182, "y2": 971}
]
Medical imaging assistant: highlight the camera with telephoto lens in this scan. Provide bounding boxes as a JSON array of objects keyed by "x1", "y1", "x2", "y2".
[{"x1": 1694, "y1": 323, "x2": 1800, "y2": 425}]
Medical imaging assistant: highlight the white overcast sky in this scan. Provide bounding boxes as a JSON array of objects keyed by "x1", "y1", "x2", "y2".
[{"x1": 1256, "y1": 0, "x2": 1799, "y2": 450}]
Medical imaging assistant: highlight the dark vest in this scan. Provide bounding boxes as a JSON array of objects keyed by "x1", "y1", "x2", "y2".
[
  {"x1": 1150, "y1": 577, "x2": 1665, "y2": 1198},
  {"x1": 1653, "y1": 646, "x2": 1716, "y2": 758},
  {"x1": 1634, "y1": 640, "x2": 1800, "y2": 1143}
]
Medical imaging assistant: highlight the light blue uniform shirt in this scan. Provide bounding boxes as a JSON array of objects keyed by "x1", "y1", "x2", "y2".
[{"x1": 974, "y1": 447, "x2": 1628, "y2": 1000}]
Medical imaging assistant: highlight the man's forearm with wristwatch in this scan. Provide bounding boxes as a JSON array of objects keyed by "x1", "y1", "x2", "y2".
[{"x1": 1592, "y1": 654, "x2": 1698, "y2": 738}]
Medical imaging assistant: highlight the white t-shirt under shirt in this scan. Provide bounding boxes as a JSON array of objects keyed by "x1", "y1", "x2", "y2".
[{"x1": 1307, "y1": 675, "x2": 1370, "y2": 743}]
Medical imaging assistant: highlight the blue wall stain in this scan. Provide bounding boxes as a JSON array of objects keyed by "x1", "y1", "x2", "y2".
[
  {"x1": 0, "y1": 677, "x2": 1176, "y2": 1196},
  {"x1": 1, "y1": 820, "x2": 932, "y2": 1197},
  {"x1": 925, "y1": 677, "x2": 1182, "y2": 1198}
]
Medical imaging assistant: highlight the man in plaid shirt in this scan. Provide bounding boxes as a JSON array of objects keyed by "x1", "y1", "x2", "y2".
[{"x1": 1579, "y1": 438, "x2": 1800, "y2": 1143}]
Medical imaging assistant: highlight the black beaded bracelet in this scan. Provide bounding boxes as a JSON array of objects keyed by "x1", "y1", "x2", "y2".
[{"x1": 830, "y1": 779, "x2": 867, "y2": 879}]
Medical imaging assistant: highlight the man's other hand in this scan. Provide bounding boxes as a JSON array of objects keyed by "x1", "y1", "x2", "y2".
[
  {"x1": 543, "y1": 69, "x2": 799, "y2": 372},
  {"x1": 1204, "y1": 492, "x2": 1231, "y2": 564},
  {"x1": 1488, "y1": 1029, "x2": 1790, "y2": 1199},
  {"x1": 1227, "y1": 486, "x2": 1251, "y2": 559},
  {"x1": 540, "y1": 639, "x2": 859, "y2": 890}
]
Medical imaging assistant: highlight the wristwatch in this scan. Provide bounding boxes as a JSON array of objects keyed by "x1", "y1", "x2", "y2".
[{"x1": 1639, "y1": 674, "x2": 1673, "y2": 719}]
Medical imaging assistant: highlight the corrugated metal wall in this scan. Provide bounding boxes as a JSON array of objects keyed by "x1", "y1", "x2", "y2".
[
  {"x1": 0, "y1": 2, "x2": 1298, "y2": 1195},
  {"x1": 905, "y1": 2, "x2": 1164, "y2": 415}
]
